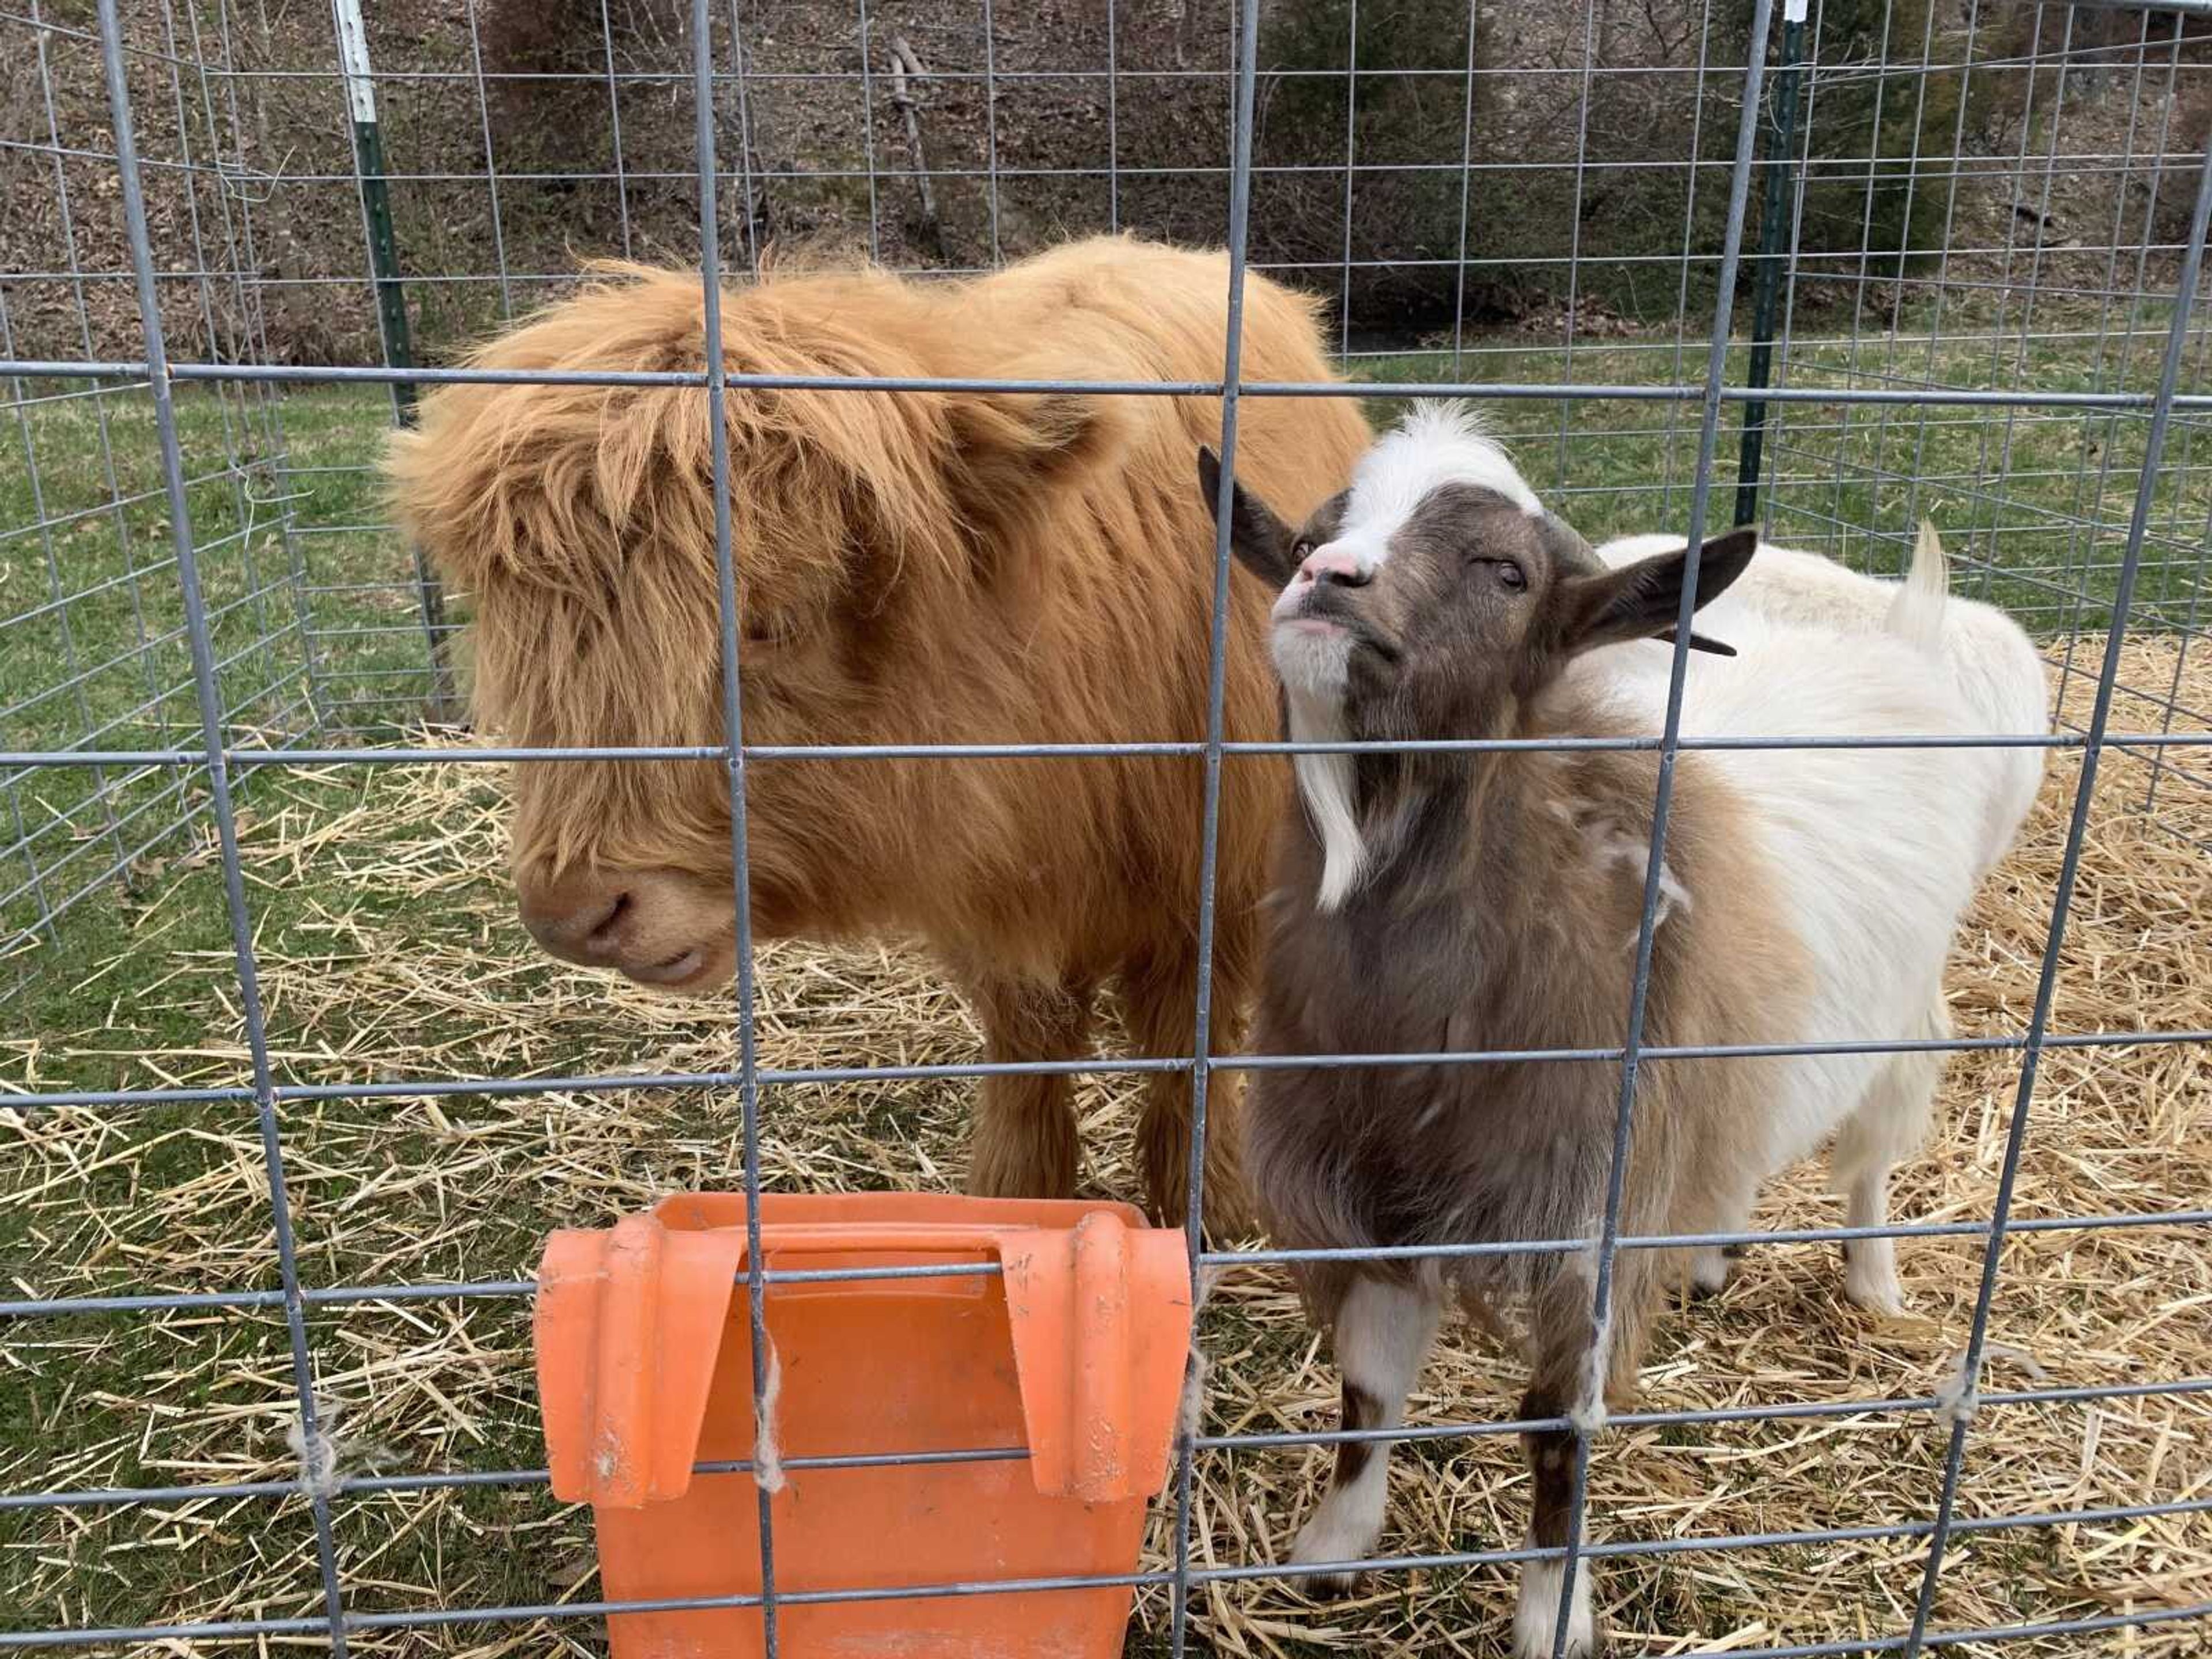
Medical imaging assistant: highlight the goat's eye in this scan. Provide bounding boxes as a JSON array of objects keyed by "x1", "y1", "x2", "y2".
[{"x1": 1496, "y1": 560, "x2": 1527, "y2": 592}]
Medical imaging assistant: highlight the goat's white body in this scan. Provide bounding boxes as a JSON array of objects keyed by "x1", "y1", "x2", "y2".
[
  {"x1": 1579, "y1": 626, "x2": 1991, "y2": 1177},
  {"x1": 1565, "y1": 527, "x2": 2045, "y2": 1317},
  {"x1": 1568, "y1": 535, "x2": 2022, "y2": 1189},
  {"x1": 1589, "y1": 529, "x2": 2050, "y2": 878}
]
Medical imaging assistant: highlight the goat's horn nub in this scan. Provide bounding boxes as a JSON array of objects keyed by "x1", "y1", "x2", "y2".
[{"x1": 1660, "y1": 628, "x2": 1737, "y2": 658}]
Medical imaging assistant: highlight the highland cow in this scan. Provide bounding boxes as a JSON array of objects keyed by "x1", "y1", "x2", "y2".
[{"x1": 382, "y1": 236, "x2": 1373, "y2": 1229}]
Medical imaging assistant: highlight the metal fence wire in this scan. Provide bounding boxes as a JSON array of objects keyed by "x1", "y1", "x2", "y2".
[{"x1": 2, "y1": 0, "x2": 2210, "y2": 1652}]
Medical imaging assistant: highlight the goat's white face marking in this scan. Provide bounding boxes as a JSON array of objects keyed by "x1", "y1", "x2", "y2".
[
  {"x1": 1270, "y1": 402, "x2": 1543, "y2": 908},
  {"x1": 1316, "y1": 400, "x2": 1543, "y2": 578}
]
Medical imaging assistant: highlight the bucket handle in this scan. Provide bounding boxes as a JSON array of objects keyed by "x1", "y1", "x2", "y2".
[{"x1": 536, "y1": 1209, "x2": 1193, "y2": 1507}]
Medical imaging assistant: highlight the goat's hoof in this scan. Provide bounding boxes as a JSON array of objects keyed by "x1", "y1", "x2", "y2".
[
  {"x1": 1841, "y1": 1244, "x2": 1907, "y2": 1316},
  {"x1": 1514, "y1": 1559, "x2": 1599, "y2": 1657},
  {"x1": 1843, "y1": 1273, "x2": 1908, "y2": 1317},
  {"x1": 1687, "y1": 1244, "x2": 1740, "y2": 1298},
  {"x1": 1516, "y1": 1631, "x2": 1601, "y2": 1658},
  {"x1": 1288, "y1": 1511, "x2": 1377, "y2": 1601},
  {"x1": 1293, "y1": 1565, "x2": 1365, "y2": 1601}
]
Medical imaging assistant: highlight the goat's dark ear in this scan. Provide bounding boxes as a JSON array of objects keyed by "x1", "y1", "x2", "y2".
[
  {"x1": 1560, "y1": 525, "x2": 1758, "y2": 655},
  {"x1": 1198, "y1": 445, "x2": 1301, "y2": 588}
]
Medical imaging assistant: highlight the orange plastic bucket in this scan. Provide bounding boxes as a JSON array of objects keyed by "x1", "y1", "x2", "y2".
[{"x1": 533, "y1": 1192, "x2": 1195, "y2": 1658}]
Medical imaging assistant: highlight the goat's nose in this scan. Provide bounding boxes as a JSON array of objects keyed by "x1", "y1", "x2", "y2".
[
  {"x1": 1296, "y1": 544, "x2": 1370, "y2": 588},
  {"x1": 517, "y1": 884, "x2": 631, "y2": 964}
]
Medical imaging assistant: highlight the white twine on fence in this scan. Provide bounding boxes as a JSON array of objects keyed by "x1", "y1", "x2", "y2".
[
  {"x1": 753, "y1": 1330, "x2": 788, "y2": 1494},
  {"x1": 1933, "y1": 1341, "x2": 2050, "y2": 1431},
  {"x1": 1570, "y1": 1304, "x2": 1613, "y2": 1438},
  {"x1": 286, "y1": 1396, "x2": 346, "y2": 1501},
  {"x1": 1933, "y1": 1353, "x2": 1981, "y2": 1430},
  {"x1": 1177, "y1": 1264, "x2": 1224, "y2": 1444}
]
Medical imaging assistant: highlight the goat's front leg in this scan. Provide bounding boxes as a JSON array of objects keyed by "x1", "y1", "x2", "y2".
[
  {"x1": 1687, "y1": 1174, "x2": 1757, "y2": 1299},
  {"x1": 960, "y1": 968, "x2": 1096, "y2": 1201},
  {"x1": 1288, "y1": 1274, "x2": 1442, "y2": 1596},
  {"x1": 1512, "y1": 1270, "x2": 1623, "y2": 1659},
  {"x1": 1513, "y1": 1414, "x2": 1596, "y2": 1658}
]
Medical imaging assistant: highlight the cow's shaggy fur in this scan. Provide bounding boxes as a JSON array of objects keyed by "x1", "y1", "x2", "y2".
[{"x1": 382, "y1": 236, "x2": 1373, "y2": 1228}]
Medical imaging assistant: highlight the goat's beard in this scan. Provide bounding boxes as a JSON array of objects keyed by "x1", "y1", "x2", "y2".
[
  {"x1": 1269, "y1": 620, "x2": 1353, "y2": 705},
  {"x1": 1274, "y1": 622, "x2": 1366, "y2": 912}
]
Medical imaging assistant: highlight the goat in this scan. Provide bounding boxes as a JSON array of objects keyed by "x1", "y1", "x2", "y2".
[
  {"x1": 383, "y1": 237, "x2": 1374, "y2": 1232},
  {"x1": 1201, "y1": 403, "x2": 2023, "y2": 1656},
  {"x1": 1576, "y1": 524, "x2": 2050, "y2": 1304}
]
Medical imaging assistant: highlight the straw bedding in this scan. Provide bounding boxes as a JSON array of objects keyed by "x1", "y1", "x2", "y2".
[{"x1": 1, "y1": 637, "x2": 2207, "y2": 1656}]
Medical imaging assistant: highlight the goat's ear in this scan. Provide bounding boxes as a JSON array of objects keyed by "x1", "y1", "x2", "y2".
[
  {"x1": 1559, "y1": 525, "x2": 1758, "y2": 654},
  {"x1": 1198, "y1": 445, "x2": 1301, "y2": 588}
]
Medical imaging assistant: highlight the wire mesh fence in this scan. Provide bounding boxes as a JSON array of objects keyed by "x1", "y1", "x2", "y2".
[{"x1": 1, "y1": 0, "x2": 2208, "y2": 1653}]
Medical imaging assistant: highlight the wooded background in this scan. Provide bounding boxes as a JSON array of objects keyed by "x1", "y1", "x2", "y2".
[{"x1": 5, "y1": 0, "x2": 2204, "y2": 363}]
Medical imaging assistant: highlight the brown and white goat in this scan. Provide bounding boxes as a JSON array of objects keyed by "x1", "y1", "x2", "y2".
[
  {"x1": 383, "y1": 237, "x2": 1373, "y2": 1230},
  {"x1": 1204, "y1": 404, "x2": 2015, "y2": 1654}
]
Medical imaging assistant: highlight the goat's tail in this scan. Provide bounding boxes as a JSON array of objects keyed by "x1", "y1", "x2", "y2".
[{"x1": 1884, "y1": 519, "x2": 1951, "y2": 654}]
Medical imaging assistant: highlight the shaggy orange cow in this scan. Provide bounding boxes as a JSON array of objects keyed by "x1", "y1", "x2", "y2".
[{"x1": 384, "y1": 236, "x2": 1371, "y2": 1229}]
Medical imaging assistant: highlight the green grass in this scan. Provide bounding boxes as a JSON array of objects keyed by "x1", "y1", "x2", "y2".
[
  {"x1": 0, "y1": 381, "x2": 421, "y2": 743},
  {"x1": 1, "y1": 382, "x2": 431, "y2": 966}
]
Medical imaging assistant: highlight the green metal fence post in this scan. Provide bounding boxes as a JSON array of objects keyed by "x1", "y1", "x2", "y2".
[
  {"x1": 335, "y1": 0, "x2": 456, "y2": 725},
  {"x1": 1734, "y1": 0, "x2": 1806, "y2": 529}
]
